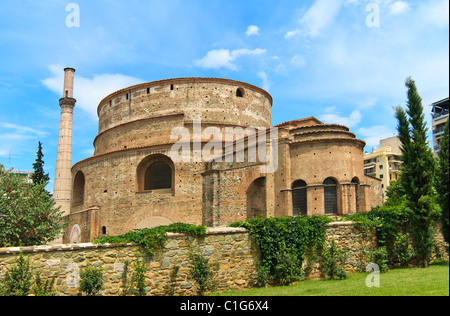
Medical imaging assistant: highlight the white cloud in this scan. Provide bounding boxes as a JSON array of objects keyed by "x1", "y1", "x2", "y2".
[
  {"x1": 195, "y1": 48, "x2": 266, "y2": 70},
  {"x1": 0, "y1": 123, "x2": 49, "y2": 138},
  {"x1": 257, "y1": 71, "x2": 271, "y2": 91},
  {"x1": 291, "y1": 55, "x2": 307, "y2": 68},
  {"x1": 285, "y1": 30, "x2": 301, "y2": 39},
  {"x1": 357, "y1": 125, "x2": 397, "y2": 148},
  {"x1": 285, "y1": 0, "x2": 345, "y2": 39},
  {"x1": 324, "y1": 106, "x2": 337, "y2": 113},
  {"x1": 389, "y1": 1, "x2": 410, "y2": 15},
  {"x1": 0, "y1": 148, "x2": 9, "y2": 158},
  {"x1": 246, "y1": 25, "x2": 260, "y2": 36},
  {"x1": 82, "y1": 148, "x2": 95, "y2": 156},
  {"x1": 42, "y1": 65, "x2": 142, "y2": 120},
  {"x1": 0, "y1": 122, "x2": 50, "y2": 159},
  {"x1": 420, "y1": 0, "x2": 449, "y2": 28},
  {"x1": 319, "y1": 109, "x2": 362, "y2": 128},
  {"x1": 358, "y1": 96, "x2": 377, "y2": 110}
]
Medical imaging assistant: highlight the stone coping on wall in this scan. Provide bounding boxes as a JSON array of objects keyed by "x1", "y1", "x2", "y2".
[{"x1": 0, "y1": 222, "x2": 354, "y2": 255}]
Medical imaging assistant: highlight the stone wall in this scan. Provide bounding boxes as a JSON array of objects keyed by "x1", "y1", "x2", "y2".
[{"x1": 0, "y1": 223, "x2": 377, "y2": 296}]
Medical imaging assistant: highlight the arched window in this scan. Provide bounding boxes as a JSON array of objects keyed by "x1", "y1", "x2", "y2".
[
  {"x1": 292, "y1": 180, "x2": 307, "y2": 217},
  {"x1": 137, "y1": 154, "x2": 174, "y2": 192},
  {"x1": 323, "y1": 178, "x2": 338, "y2": 215},
  {"x1": 145, "y1": 161, "x2": 172, "y2": 190},
  {"x1": 236, "y1": 88, "x2": 244, "y2": 98},
  {"x1": 72, "y1": 171, "x2": 85, "y2": 206},
  {"x1": 247, "y1": 177, "x2": 266, "y2": 219}
]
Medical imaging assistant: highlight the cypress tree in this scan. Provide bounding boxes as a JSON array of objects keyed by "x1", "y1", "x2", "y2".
[
  {"x1": 31, "y1": 141, "x2": 50, "y2": 186},
  {"x1": 438, "y1": 120, "x2": 449, "y2": 244},
  {"x1": 394, "y1": 77, "x2": 436, "y2": 268}
]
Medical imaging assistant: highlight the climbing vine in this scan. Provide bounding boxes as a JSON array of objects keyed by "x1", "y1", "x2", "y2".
[
  {"x1": 92, "y1": 223, "x2": 207, "y2": 257},
  {"x1": 230, "y1": 216, "x2": 333, "y2": 286}
]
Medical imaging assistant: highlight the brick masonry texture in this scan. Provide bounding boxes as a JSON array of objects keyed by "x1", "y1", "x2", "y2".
[{"x1": 64, "y1": 77, "x2": 383, "y2": 243}]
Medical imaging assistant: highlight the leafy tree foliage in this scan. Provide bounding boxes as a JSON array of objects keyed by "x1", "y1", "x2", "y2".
[
  {"x1": 0, "y1": 170, "x2": 66, "y2": 247},
  {"x1": 31, "y1": 141, "x2": 50, "y2": 187},
  {"x1": 394, "y1": 77, "x2": 438, "y2": 267},
  {"x1": 438, "y1": 120, "x2": 449, "y2": 244}
]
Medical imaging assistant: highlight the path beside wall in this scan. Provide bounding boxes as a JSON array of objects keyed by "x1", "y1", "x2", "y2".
[{"x1": 1, "y1": 222, "x2": 377, "y2": 296}]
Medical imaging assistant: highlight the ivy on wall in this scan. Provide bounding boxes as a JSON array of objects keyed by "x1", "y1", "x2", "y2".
[
  {"x1": 92, "y1": 223, "x2": 207, "y2": 256},
  {"x1": 230, "y1": 216, "x2": 333, "y2": 286}
]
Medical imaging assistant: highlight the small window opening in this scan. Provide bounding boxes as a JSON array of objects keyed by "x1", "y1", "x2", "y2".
[
  {"x1": 236, "y1": 88, "x2": 244, "y2": 98},
  {"x1": 102, "y1": 226, "x2": 107, "y2": 235},
  {"x1": 145, "y1": 161, "x2": 172, "y2": 190},
  {"x1": 323, "y1": 178, "x2": 338, "y2": 215},
  {"x1": 170, "y1": 84, "x2": 174, "y2": 91},
  {"x1": 292, "y1": 180, "x2": 307, "y2": 217}
]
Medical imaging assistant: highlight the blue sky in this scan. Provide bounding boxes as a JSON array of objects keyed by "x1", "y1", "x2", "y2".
[{"x1": 0, "y1": 0, "x2": 448, "y2": 192}]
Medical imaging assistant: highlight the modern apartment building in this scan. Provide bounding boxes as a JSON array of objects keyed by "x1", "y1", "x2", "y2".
[
  {"x1": 364, "y1": 136, "x2": 403, "y2": 199},
  {"x1": 431, "y1": 97, "x2": 449, "y2": 157}
]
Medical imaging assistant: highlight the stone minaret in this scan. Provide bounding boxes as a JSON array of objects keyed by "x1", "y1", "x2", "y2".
[{"x1": 53, "y1": 67, "x2": 76, "y2": 217}]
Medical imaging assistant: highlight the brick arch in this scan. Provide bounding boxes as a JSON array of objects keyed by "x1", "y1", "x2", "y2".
[
  {"x1": 235, "y1": 166, "x2": 266, "y2": 197},
  {"x1": 72, "y1": 170, "x2": 85, "y2": 207},
  {"x1": 136, "y1": 154, "x2": 175, "y2": 192}
]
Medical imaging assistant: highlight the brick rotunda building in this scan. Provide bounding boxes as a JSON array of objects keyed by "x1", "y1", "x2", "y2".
[{"x1": 64, "y1": 77, "x2": 382, "y2": 243}]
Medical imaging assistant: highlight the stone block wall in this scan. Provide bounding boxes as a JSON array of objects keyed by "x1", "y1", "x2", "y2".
[
  {"x1": 1, "y1": 227, "x2": 259, "y2": 296},
  {"x1": 1, "y1": 223, "x2": 382, "y2": 296}
]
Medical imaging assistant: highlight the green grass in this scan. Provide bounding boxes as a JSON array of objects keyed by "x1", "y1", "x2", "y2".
[{"x1": 212, "y1": 262, "x2": 449, "y2": 296}]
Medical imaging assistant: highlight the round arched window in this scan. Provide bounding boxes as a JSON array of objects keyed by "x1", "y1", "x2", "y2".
[
  {"x1": 323, "y1": 178, "x2": 338, "y2": 215},
  {"x1": 144, "y1": 161, "x2": 173, "y2": 190},
  {"x1": 72, "y1": 171, "x2": 85, "y2": 206},
  {"x1": 292, "y1": 180, "x2": 307, "y2": 217}
]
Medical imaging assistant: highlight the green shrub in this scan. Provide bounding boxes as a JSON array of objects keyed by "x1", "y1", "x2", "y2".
[
  {"x1": 364, "y1": 246, "x2": 389, "y2": 273},
  {"x1": 120, "y1": 260, "x2": 148, "y2": 296},
  {"x1": 32, "y1": 271, "x2": 56, "y2": 296},
  {"x1": 272, "y1": 250, "x2": 303, "y2": 285},
  {"x1": 0, "y1": 252, "x2": 33, "y2": 296},
  {"x1": 393, "y1": 233, "x2": 416, "y2": 267},
  {"x1": 189, "y1": 249, "x2": 216, "y2": 296},
  {"x1": 79, "y1": 263, "x2": 104, "y2": 296},
  {"x1": 168, "y1": 265, "x2": 180, "y2": 296},
  {"x1": 133, "y1": 260, "x2": 147, "y2": 296},
  {"x1": 0, "y1": 252, "x2": 57, "y2": 296},
  {"x1": 254, "y1": 262, "x2": 270, "y2": 288},
  {"x1": 320, "y1": 239, "x2": 349, "y2": 280}
]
